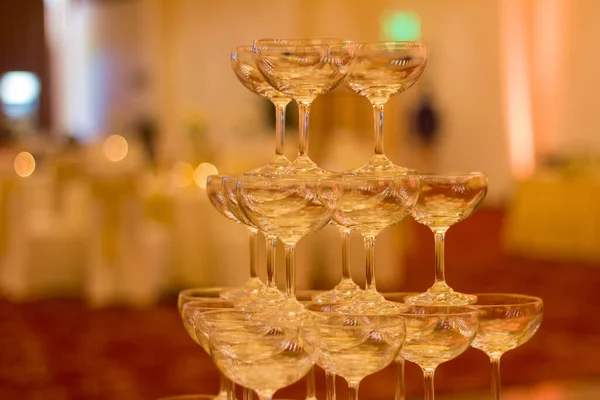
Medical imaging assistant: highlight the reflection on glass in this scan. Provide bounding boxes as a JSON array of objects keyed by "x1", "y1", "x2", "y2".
[
  {"x1": 334, "y1": 174, "x2": 419, "y2": 312},
  {"x1": 343, "y1": 42, "x2": 426, "y2": 174},
  {"x1": 231, "y1": 46, "x2": 292, "y2": 176},
  {"x1": 236, "y1": 176, "x2": 341, "y2": 313},
  {"x1": 253, "y1": 38, "x2": 354, "y2": 176},
  {"x1": 406, "y1": 172, "x2": 488, "y2": 306},
  {"x1": 206, "y1": 175, "x2": 264, "y2": 299},
  {"x1": 472, "y1": 294, "x2": 543, "y2": 400}
]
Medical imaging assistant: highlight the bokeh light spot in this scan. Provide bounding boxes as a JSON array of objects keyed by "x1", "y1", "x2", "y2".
[
  {"x1": 102, "y1": 135, "x2": 129, "y2": 162},
  {"x1": 381, "y1": 11, "x2": 421, "y2": 41},
  {"x1": 14, "y1": 151, "x2": 35, "y2": 177},
  {"x1": 194, "y1": 163, "x2": 218, "y2": 189}
]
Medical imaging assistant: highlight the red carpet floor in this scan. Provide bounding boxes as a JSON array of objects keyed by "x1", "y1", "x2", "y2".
[{"x1": 1, "y1": 209, "x2": 599, "y2": 400}]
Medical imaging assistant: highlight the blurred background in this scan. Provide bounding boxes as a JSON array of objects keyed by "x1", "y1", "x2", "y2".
[{"x1": 0, "y1": 0, "x2": 599, "y2": 399}]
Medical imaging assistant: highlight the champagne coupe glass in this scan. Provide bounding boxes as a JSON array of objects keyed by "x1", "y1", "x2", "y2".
[
  {"x1": 382, "y1": 292, "x2": 420, "y2": 400},
  {"x1": 201, "y1": 309, "x2": 314, "y2": 400},
  {"x1": 206, "y1": 175, "x2": 264, "y2": 301},
  {"x1": 178, "y1": 287, "x2": 237, "y2": 314},
  {"x1": 300, "y1": 306, "x2": 406, "y2": 400},
  {"x1": 335, "y1": 174, "x2": 420, "y2": 312},
  {"x1": 178, "y1": 289, "x2": 236, "y2": 400},
  {"x1": 253, "y1": 38, "x2": 355, "y2": 176},
  {"x1": 396, "y1": 305, "x2": 479, "y2": 400},
  {"x1": 221, "y1": 176, "x2": 284, "y2": 309},
  {"x1": 297, "y1": 292, "x2": 345, "y2": 400},
  {"x1": 344, "y1": 42, "x2": 427, "y2": 174},
  {"x1": 231, "y1": 46, "x2": 292, "y2": 176},
  {"x1": 406, "y1": 172, "x2": 488, "y2": 306},
  {"x1": 236, "y1": 175, "x2": 341, "y2": 313},
  {"x1": 471, "y1": 294, "x2": 543, "y2": 400}
]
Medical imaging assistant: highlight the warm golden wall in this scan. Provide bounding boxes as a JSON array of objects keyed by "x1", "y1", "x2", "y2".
[{"x1": 54, "y1": 0, "x2": 600, "y2": 204}]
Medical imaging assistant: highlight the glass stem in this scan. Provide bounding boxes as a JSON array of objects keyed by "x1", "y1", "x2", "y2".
[
  {"x1": 284, "y1": 242, "x2": 296, "y2": 299},
  {"x1": 243, "y1": 387, "x2": 254, "y2": 400},
  {"x1": 372, "y1": 103, "x2": 385, "y2": 155},
  {"x1": 348, "y1": 382, "x2": 360, "y2": 400},
  {"x1": 306, "y1": 366, "x2": 317, "y2": 400},
  {"x1": 248, "y1": 228, "x2": 258, "y2": 279},
  {"x1": 274, "y1": 103, "x2": 287, "y2": 156},
  {"x1": 340, "y1": 227, "x2": 352, "y2": 281},
  {"x1": 258, "y1": 395, "x2": 272, "y2": 400},
  {"x1": 433, "y1": 229, "x2": 448, "y2": 286},
  {"x1": 298, "y1": 102, "x2": 311, "y2": 158},
  {"x1": 218, "y1": 373, "x2": 234, "y2": 400},
  {"x1": 326, "y1": 371, "x2": 336, "y2": 400},
  {"x1": 266, "y1": 235, "x2": 277, "y2": 287},
  {"x1": 394, "y1": 357, "x2": 405, "y2": 400},
  {"x1": 491, "y1": 356, "x2": 502, "y2": 400},
  {"x1": 364, "y1": 236, "x2": 377, "y2": 291},
  {"x1": 423, "y1": 368, "x2": 436, "y2": 400}
]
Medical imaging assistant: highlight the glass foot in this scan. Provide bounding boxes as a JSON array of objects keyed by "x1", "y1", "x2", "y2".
[
  {"x1": 220, "y1": 278, "x2": 265, "y2": 302},
  {"x1": 286, "y1": 155, "x2": 334, "y2": 176},
  {"x1": 237, "y1": 285, "x2": 285, "y2": 312},
  {"x1": 312, "y1": 279, "x2": 362, "y2": 304},
  {"x1": 352, "y1": 155, "x2": 415, "y2": 175},
  {"x1": 245, "y1": 155, "x2": 292, "y2": 177},
  {"x1": 405, "y1": 282, "x2": 477, "y2": 305},
  {"x1": 336, "y1": 289, "x2": 404, "y2": 313}
]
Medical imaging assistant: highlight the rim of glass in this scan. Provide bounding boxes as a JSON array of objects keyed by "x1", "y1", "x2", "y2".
[
  {"x1": 417, "y1": 171, "x2": 487, "y2": 179},
  {"x1": 335, "y1": 173, "x2": 420, "y2": 181},
  {"x1": 232, "y1": 45, "x2": 253, "y2": 53},
  {"x1": 234, "y1": 174, "x2": 343, "y2": 184},
  {"x1": 182, "y1": 299, "x2": 235, "y2": 310},
  {"x1": 214, "y1": 174, "x2": 251, "y2": 185},
  {"x1": 386, "y1": 304, "x2": 480, "y2": 317},
  {"x1": 254, "y1": 38, "x2": 354, "y2": 46},
  {"x1": 354, "y1": 41, "x2": 426, "y2": 49},
  {"x1": 205, "y1": 174, "x2": 223, "y2": 182},
  {"x1": 179, "y1": 287, "x2": 236, "y2": 299},
  {"x1": 199, "y1": 308, "x2": 253, "y2": 321},
  {"x1": 473, "y1": 293, "x2": 543, "y2": 308},
  {"x1": 302, "y1": 310, "x2": 407, "y2": 327},
  {"x1": 157, "y1": 396, "x2": 217, "y2": 400}
]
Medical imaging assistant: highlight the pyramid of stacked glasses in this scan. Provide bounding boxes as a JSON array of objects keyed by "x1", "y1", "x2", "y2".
[{"x1": 165, "y1": 39, "x2": 544, "y2": 400}]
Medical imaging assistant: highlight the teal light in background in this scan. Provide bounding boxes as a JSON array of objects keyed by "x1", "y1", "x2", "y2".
[{"x1": 381, "y1": 11, "x2": 421, "y2": 41}]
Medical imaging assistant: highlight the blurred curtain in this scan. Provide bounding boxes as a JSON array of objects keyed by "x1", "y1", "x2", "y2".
[{"x1": 0, "y1": 0, "x2": 51, "y2": 129}]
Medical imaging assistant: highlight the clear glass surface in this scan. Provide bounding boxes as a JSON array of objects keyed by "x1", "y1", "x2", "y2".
[
  {"x1": 231, "y1": 45, "x2": 292, "y2": 176},
  {"x1": 333, "y1": 174, "x2": 420, "y2": 311},
  {"x1": 177, "y1": 288, "x2": 238, "y2": 400},
  {"x1": 343, "y1": 42, "x2": 426, "y2": 174},
  {"x1": 236, "y1": 176, "x2": 341, "y2": 313},
  {"x1": 471, "y1": 294, "x2": 543, "y2": 400},
  {"x1": 202, "y1": 309, "x2": 314, "y2": 400},
  {"x1": 394, "y1": 305, "x2": 479, "y2": 400},
  {"x1": 406, "y1": 172, "x2": 488, "y2": 306},
  {"x1": 206, "y1": 175, "x2": 240, "y2": 224},
  {"x1": 206, "y1": 175, "x2": 265, "y2": 299},
  {"x1": 312, "y1": 225, "x2": 362, "y2": 304},
  {"x1": 181, "y1": 298, "x2": 235, "y2": 352},
  {"x1": 381, "y1": 292, "x2": 422, "y2": 400},
  {"x1": 178, "y1": 287, "x2": 237, "y2": 316},
  {"x1": 253, "y1": 38, "x2": 355, "y2": 176},
  {"x1": 300, "y1": 308, "x2": 405, "y2": 392},
  {"x1": 222, "y1": 176, "x2": 285, "y2": 309}
]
